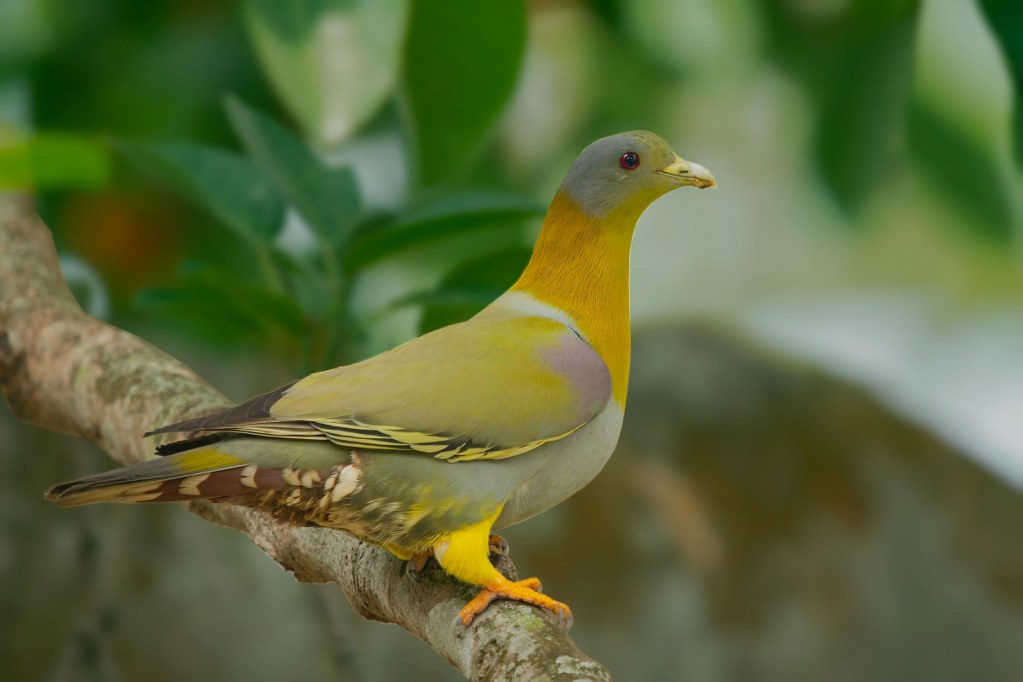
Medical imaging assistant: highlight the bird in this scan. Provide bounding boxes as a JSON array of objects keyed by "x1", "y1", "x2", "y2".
[{"x1": 45, "y1": 131, "x2": 715, "y2": 627}]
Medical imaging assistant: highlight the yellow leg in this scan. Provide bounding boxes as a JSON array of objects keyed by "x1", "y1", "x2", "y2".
[{"x1": 433, "y1": 506, "x2": 572, "y2": 627}]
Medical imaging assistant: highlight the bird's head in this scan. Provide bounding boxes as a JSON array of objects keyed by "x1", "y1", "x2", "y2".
[{"x1": 559, "y1": 130, "x2": 714, "y2": 221}]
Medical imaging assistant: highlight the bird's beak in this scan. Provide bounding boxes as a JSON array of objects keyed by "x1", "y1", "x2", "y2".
[{"x1": 658, "y1": 155, "x2": 715, "y2": 189}]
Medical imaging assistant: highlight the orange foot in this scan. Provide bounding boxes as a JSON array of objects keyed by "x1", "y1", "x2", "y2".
[{"x1": 459, "y1": 574, "x2": 573, "y2": 629}]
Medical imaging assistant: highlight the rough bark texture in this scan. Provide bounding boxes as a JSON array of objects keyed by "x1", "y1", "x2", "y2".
[{"x1": 0, "y1": 193, "x2": 611, "y2": 682}]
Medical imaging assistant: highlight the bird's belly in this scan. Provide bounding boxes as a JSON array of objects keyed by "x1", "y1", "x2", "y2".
[
  {"x1": 312, "y1": 401, "x2": 623, "y2": 551},
  {"x1": 320, "y1": 447, "x2": 522, "y2": 554},
  {"x1": 495, "y1": 400, "x2": 624, "y2": 529}
]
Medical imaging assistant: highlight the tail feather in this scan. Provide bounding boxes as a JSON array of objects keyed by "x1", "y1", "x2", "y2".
[
  {"x1": 45, "y1": 440, "x2": 354, "y2": 528},
  {"x1": 44, "y1": 448, "x2": 287, "y2": 507}
]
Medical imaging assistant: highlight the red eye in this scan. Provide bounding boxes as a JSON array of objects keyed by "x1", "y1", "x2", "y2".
[{"x1": 619, "y1": 151, "x2": 640, "y2": 171}]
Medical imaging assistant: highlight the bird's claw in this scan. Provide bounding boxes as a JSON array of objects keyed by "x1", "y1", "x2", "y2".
[
  {"x1": 404, "y1": 552, "x2": 432, "y2": 581},
  {"x1": 458, "y1": 575, "x2": 572, "y2": 631}
]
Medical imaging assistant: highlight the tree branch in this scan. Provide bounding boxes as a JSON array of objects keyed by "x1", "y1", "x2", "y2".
[{"x1": 0, "y1": 193, "x2": 611, "y2": 682}]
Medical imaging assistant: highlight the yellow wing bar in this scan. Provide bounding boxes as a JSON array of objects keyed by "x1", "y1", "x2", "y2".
[{"x1": 309, "y1": 418, "x2": 587, "y2": 462}]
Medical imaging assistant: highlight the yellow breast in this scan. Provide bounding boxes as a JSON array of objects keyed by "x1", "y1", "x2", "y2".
[{"x1": 511, "y1": 192, "x2": 635, "y2": 406}]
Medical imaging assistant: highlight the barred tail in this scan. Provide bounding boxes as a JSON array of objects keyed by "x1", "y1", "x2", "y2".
[{"x1": 44, "y1": 448, "x2": 287, "y2": 507}]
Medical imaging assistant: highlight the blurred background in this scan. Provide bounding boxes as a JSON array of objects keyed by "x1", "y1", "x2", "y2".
[{"x1": 2, "y1": 1, "x2": 1022, "y2": 680}]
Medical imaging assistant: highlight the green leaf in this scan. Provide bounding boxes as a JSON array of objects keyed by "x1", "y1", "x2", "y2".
[
  {"x1": 137, "y1": 264, "x2": 309, "y2": 341},
  {"x1": 402, "y1": 0, "x2": 527, "y2": 187},
  {"x1": 0, "y1": 133, "x2": 109, "y2": 189},
  {"x1": 343, "y1": 192, "x2": 543, "y2": 271},
  {"x1": 979, "y1": 0, "x2": 1023, "y2": 168},
  {"x1": 415, "y1": 247, "x2": 532, "y2": 333},
  {"x1": 225, "y1": 95, "x2": 360, "y2": 248},
  {"x1": 135, "y1": 287, "x2": 267, "y2": 342},
  {"x1": 114, "y1": 140, "x2": 285, "y2": 242},
  {"x1": 907, "y1": 98, "x2": 1014, "y2": 240},
  {"x1": 243, "y1": 0, "x2": 409, "y2": 147},
  {"x1": 187, "y1": 264, "x2": 309, "y2": 332},
  {"x1": 761, "y1": 0, "x2": 921, "y2": 210}
]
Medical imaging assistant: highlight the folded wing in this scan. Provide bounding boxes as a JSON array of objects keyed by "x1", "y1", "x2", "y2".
[{"x1": 148, "y1": 315, "x2": 612, "y2": 462}]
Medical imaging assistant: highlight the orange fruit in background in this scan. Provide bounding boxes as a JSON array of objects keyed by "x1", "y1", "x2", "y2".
[{"x1": 61, "y1": 190, "x2": 182, "y2": 295}]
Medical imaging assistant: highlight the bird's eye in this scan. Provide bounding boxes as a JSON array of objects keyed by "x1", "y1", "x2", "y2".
[{"x1": 619, "y1": 151, "x2": 640, "y2": 171}]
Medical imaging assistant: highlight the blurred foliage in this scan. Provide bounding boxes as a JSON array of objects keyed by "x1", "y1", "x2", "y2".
[
  {"x1": 115, "y1": 139, "x2": 286, "y2": 243},
  {"x1": 907, "y1": 98, "x2": 1015, "y2": 240},
  {"x1": 0, "y1": 0, "x2": 542, "y2": 372},
  {"x1": 225, "y1": 95, "x2": 360, "y2": 249},
  {"x1": 760, "y1": 0, "x2": 921, "y2": 211},
  {"x1": 402, "y1": 0, "x2": 526, "y2": 186},
  {"x1": 1, "y1": 0, "x2": 1020, "y2": 374},
  {"x1": 979, "y1": 0, "x2": 1023, "y2": 167},
  {"x1": 0, "y1": 132, "x2": 109, "y2": 189},
  {"x1": 342, "y1": 193, "x2": 541, "y2": 272},
  {"x1": 243, "y1": 0, "x2": 409, "y2": 148}
]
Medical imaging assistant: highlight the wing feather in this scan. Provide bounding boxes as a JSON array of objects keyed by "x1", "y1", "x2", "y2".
[{"x1": 148, "y1": 314, "x2": 612, "y2": 462}]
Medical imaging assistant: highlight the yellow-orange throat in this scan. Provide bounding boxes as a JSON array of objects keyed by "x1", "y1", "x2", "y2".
[{"x1": 512, "y1": 191, "x2": 635, "y2": 405}]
